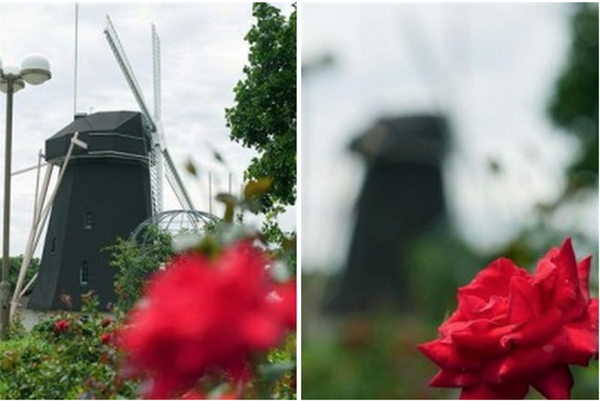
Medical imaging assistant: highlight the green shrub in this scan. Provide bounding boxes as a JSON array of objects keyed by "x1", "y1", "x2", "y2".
[
  {"x1": 0, "y1": 293, "x2": 137, "y2": 399},
  {"x1": 106, "y1": 225, "x2": 173, "y2": 313}
]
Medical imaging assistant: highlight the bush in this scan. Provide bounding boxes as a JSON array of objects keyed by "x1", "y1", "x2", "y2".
[
  {"x1": 106, "y1": 225, "x2": 173, "y2": 313},
  {"x1": 0, "y1": 293, "x2": 136, "y2": 399}
]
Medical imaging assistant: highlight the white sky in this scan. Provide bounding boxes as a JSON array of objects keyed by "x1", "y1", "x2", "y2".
[
  {"x1": 0, "y1": 2, "x2": 295, "y2": 259},
  {"x1": 301, "y1": 3, "x2": 598, "y2": 270}
]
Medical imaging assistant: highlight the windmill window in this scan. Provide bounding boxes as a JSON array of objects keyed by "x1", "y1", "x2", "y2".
[
  {"x1": 50, "y1": 237, "x2": 56, "y2": 254},
  {"x1": 83, "y1": 212, "x2": 93, "y2": 230},
  {"x1": 80, "y1": 261, "x2": 89, "y2": 286}
]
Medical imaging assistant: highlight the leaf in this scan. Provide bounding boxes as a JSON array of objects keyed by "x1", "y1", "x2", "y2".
[
  {"x1": 243, "y1": 177, "x2": 273, "y2": 200},
  {"x1": 185, "y1": 159, "x2": 198, "y2": 177},
  {"x1": 258, "y1": 360, "x2": 296, "y2": 383},
  {"x1": 281, "y1": 236, "x2": 296, "y2": 253},
  {"x1": 216, "y1": 193, "x2": 238, "y2": 223},
  {"x1": 213, "y1": 150, "x2": 225, "y2": 164}
]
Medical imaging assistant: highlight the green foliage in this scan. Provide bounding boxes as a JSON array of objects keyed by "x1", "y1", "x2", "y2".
[
  {"x1": 0, "y1": 294, "x2": 137, "y2": 399},
  {"x1": 0, "y1": 255, "x2": 40, "y2": 296},
  {"x1": 263, "y1": 333, "x2": 297, "y2": 399},
  {"x1": 262, "y1": 206, "x2": 297, "y2": 276},
  {"x1": 301, "y1": 314, "x2": 598, "y2": 399},
  {"x1": 210, "y1": 180, "x2": 297, "y2": 276},
  {"x1": 302, "y1": 315, "x2": 454, "y2": 399},
  {"x1": 225, "y1": 3, "x2": 297, "y2": 210},
  {"x1": 106, "y1": 225, "x2": 173, "y2": 313},
  {"x1": 404, "y1": 224, "x2": 485, "y2": 321},
  {"x1": 548, "y1": 3, "x2": 598, "y2": 192}
]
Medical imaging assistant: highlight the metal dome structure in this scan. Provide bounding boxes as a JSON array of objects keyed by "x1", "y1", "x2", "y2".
[{"x1": 130, "y1": 209, "x2": 219, "y2": 246}]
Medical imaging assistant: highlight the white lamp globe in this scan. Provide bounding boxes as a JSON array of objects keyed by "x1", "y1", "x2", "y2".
[
  {"x1": 0, "y1": 65, "x2": 25, "y2": 93},
  {"x1": 20, "y1": 54, "x2": 51, "y2": 85}
]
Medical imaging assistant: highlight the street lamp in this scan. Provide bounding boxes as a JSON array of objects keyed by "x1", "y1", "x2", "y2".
[{"x1": 0, "y1": 54, "x2": 51, "y2": 341}]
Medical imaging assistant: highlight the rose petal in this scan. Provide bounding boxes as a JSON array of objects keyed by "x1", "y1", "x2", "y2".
[
  {"x1": 418, "y1": 340, "x2": 482, "y2": 370},
  {"x1": 500, "y1": 308, "x2": 562, "y2": 349},
  {"x1": 466, "y1": 258, "x2": 528, "y2": 299},
  {"x1": 242, "y1": 312, "x2": 284, "y2": 350},
  {"x1": 460, "y1": 382, "x2": 529, "y2": 400},
  {"x1": 508, "y1": 276, "x2": 541, "y2": 324},
  {"x1": 496, "y1": 333, "x2": 566, "y2": 381},
  {"x1": 561, "y1": 322, "x2": 598, "y2": 365},
  {"x1": 534, "y1": 257, "x2": 559, "y2": 308},
  {"x1": 430, "y1": 369, "x2": 479, "y2": 387},
  {"x1": 589, "y1": 298, "x2": 599, "y2": 331},
  {"x1": 458, "y1": 291, "x2": 509, "y2": 322},
  {"x1": 531, "y1": 364, "x2": 573, "y2": 400},
  {"x1": 450, "y1": 320, "x2": 518, "y2": 357},
  {"x1": 561, "y1": 257, "x2": 591, "y2": 322},
  {"x1": 577, "y1": 256, "x2": 591, "y2": 302},
  {"x1": 551, "y1": 238, "x2": 579, "y2": 311},
  {"x1": 535, "y1": 248, "x2": 559, "y2": 276}
]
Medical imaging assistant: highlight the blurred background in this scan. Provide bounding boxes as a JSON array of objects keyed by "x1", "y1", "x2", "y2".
[{"x1": 301, "y1": 3, "x2": 598, "y2": 399}]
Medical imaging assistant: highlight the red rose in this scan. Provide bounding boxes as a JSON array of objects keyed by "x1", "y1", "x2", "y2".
[
  {"x1": 100, "y1": 333, "x2": 112, "y2": 344},
  {"x1": 118, "y1": 241, "x2": 294, "y2": 399},
  {"x1": 418, "y1": 238, "x2": 598, "y2": 399},
  {"x1": 270, "y1": 280, "x2": 297, "y2": 329},
  {"x1": 53, "y1": 319, "x2": 70, "y2": 334}
]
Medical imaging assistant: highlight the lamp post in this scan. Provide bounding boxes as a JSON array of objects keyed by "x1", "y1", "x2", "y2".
[{"x1": 0, "y1": 54, "x2": 51, "y2": 341}]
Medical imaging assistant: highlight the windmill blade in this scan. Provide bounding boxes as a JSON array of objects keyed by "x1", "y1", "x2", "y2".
[
  {"x1": 163, "y1": 148, "x2": 195, "y2": 210},
  {"x1": 104, "y1": 15, "x2": 156, "y2": 131},
  {"x1": 149, "y1": 145, "x2": 163, "y2": 214},
  {"x1": 152, "y1": 24, "x2": 162, "y2": 122}
]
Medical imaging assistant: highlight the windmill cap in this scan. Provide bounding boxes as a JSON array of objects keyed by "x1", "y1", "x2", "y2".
[
  {"x1": 350, "y1": 114, "x2": 448, "y2": 164},
  {"x1": 45, "y1": 111, "x2": 151, "y2": 164}
]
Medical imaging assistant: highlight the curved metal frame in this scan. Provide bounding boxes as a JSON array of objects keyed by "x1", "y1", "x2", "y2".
[{"x1": 129, "y1": 209, "x2": 219, "y2": 243}]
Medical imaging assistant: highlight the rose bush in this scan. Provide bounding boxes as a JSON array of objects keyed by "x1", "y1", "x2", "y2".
[
  {"x1": 0, "y1": 294, "x2": 137, "y2": 400},
  {"x1": 419, "y1": 238, "x2": 598, "y2": 399}
]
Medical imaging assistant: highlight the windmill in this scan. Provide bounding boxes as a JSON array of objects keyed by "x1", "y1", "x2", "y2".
[
  {"x1": 24, "y1": 17, "x2": 201, "y2": 312},
  {"x1": 322, "y1": 7, "x2": 456, "y2": 314}
]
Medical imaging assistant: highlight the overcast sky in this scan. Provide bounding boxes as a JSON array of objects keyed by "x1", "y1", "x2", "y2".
[
  {"x1": 302, "y1": 3, "x2": 598, "y2": 270},
  {"x1": 0, "y1": 2, "x2": 294, "y2": 259}
]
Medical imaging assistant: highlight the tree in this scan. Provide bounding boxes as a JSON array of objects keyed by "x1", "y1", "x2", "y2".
[
  {"x1": 106, "y1": 226, "x2": 173, "y2": 313},
  {"x1": 225, "y1": 3, "x2": 297, "y2": 211},
  {"x1": 548, "y1": 3, "x2": 598, "y2": 194},
  {"x1": 0, "y1": 255, "x2": 40, "y2": 296}
]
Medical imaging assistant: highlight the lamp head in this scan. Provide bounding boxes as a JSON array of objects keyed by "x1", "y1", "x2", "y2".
[
  {"x1": 20, "y1": 54, "x2": 51, "y2": 85},
  {"x1": 0, "y1": 65, "x2": 25, "y2": 94}
]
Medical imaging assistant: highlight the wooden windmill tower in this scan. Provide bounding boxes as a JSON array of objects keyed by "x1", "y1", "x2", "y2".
[{"x1": 27, "y1": 17, "x2": 195, "y2": 311}]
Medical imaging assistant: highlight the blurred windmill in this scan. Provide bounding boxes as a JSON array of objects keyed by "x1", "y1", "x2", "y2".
[{"x1": 323, "y1": 6, "x2": 474, "y2": 314}]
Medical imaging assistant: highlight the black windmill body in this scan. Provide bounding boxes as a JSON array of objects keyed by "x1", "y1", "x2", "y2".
[
  {"x1": 28, "y1": 112, "x2": 153, "y2": 310},
  {"x1": 28, "y1": 18, "x2": 196, "y2": 311},
  {"x1": 325, "y1": 115, "x2": 448, "y2": 314}
]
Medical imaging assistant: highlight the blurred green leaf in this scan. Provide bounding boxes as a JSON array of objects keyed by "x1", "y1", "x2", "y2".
[
  {"x1": 213, "y1": 150, "x2": 225, "y2": 164},
  {"x1": 244, "y1": 178, "x2": 273, "y2": 201},
  {"x1": 258, "y1": 360, "x2": 296, "y2": 383},
  {"x1": 185, "y1": 159, "x2": 198, "y2": 177},
  {"x1": 216, "y1": 193, "x2": 238, "y2": 223}
]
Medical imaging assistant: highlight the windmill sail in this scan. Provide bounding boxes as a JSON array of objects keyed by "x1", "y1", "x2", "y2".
[
  {"x1": 104, "y1": 16, "x2": 155, "y2": 131},
  {"x1": 104, "y1": 16, "x2": 195, "y2": 213}
]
